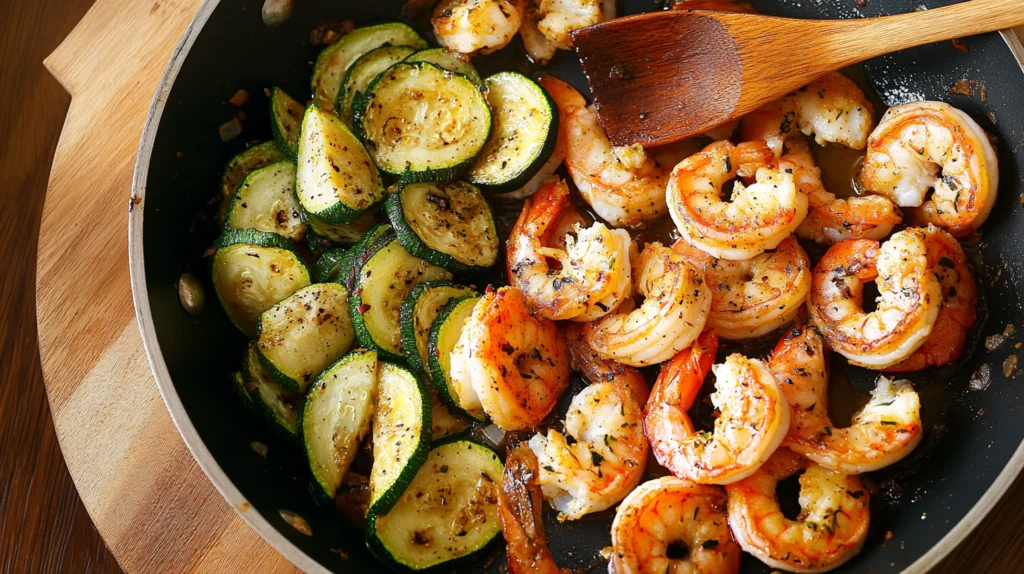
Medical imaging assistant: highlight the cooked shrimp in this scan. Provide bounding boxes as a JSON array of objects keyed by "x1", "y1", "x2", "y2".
[
  {"x1": 645, "y1": 331, "x2": 791, "y2": 485},
  {"x1": 499, "y1": 445, "x2": 569, "y2": 574},
  {"x1": 432, "y1": 0, "x2": 522, "y2": 56},
  {"x1": 527, "y1": 0, "x2": 613, "y2": 51},
  {"x1": 584, "y1": 243, "x2": 711, "y2": 367},
  {"x1": 860, "y1": 101, "x2": 998, "y2": 237},
  {"x1": 449, "y1": 287, "x2": 570, "y2": 430},
  {"x1": 884, "y1": 225, "x2": 978, "y2": 371},
  {"x1": 564, "y1": 323, "x2": 649, "y2": 406},
  {"x1": 807, "y1": 229, "x2": 942, "y2": 369},
  {"x1": 609, "y1": 476, "x2": 742, "y2": 574},
  {"x1": 726, "y1": 448, "x2": 870, "y2": 573},
  {"x1": 667, "y1": 140, "x2": 807, "y2": 260},
  {"x1": 507, "y1": 177, "x2": 632, "y2": 322},
  {"x1": 529, "y1": 380, "x2": 647, "y2": 520},
  {"x1": 741, "y1": 72, "x2": 875, "y2": 157},
  {"x1": 546, "y1": 76, "x2": 671, "y2": 228},
  {"x1": 770, "y1": 316, "x2": 923, "y2": 474},
  {"x1": 674, "y1": 236, "x2": 811, "y2": 340},
  {"x1": 777, "y1": 138, "x2": 903, "y2": 244}
]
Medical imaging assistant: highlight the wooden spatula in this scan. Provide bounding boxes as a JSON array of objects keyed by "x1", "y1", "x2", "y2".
[{"x1": 571, "y1": 0, "x2": 1024, "y2": 147}]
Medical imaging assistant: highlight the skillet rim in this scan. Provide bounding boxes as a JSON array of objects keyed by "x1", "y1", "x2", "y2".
[{"x1": 126, "y1": 1, "x2": 1024, "y2": 572}]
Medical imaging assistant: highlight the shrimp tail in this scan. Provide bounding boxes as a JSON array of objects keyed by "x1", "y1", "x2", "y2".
[{"x1": 498, "y1": 445, "x2": 568, "y2": 574}]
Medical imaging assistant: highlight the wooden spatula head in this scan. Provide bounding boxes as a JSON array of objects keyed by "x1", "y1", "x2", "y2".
[
  {"x1": 572, "y1": 10, "x2": 743, "y2": 147},
  {"x1": 573, "y1": 0, "x2": 1024, "y2": 147}
]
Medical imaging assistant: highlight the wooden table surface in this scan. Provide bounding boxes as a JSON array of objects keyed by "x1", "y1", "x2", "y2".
[{"x1": 2, "y1": 0, "x2": 1024, "y2": 571}]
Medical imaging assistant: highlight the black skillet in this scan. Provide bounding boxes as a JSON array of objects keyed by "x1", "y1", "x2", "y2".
[{"x1": 130, "y1": 0, "x2": 1024, "y2": 571}]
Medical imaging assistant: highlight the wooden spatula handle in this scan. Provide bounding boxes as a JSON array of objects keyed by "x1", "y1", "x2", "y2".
[{"x1": 819, "y1": 0, "x2": 1024, "y2": 69}]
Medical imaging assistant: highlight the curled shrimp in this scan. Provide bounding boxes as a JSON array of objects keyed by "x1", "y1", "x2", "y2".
[
  {"x1": 564, "y1": 323, "x2": 649, "y2": 406},
  {"x1": 449, "y1": 287, "x2": 570, "y2": 430},
  {"x1": 782, "y1": 138, "x2": 903, "y2": 244},
  {"x1": 432, "y1": 0, "x2": 522, "y2": 56},
  {"x1": 808, "y1": 228, "x2": 942, "y2": 369},
  {"x1": 583, "y1": 243, "x2": 711, "y2": 367},
  {"x1": 528, "y1": 380, "x2": 647, "y2": 520},
  {"x1": 674, "y1": 236, "x2": 811, "y2": 341},
  {"x1": 507, "y1": 177, "x2": 632, "y2": 322},
  {"x1": 545, "y1": 75, "x2": 671, "y2": 228},
  {"x1": 860, "y1": 100, "x2": 999, "y2": 237},
  {"x1": 741, "y1": 72, "x2": 876, "y2": 157},
  {"x1": 526, "y1": 0, "x2": 614, "y2": 51},
  {"x1": 498, "y1": 445, "x2": 569, "y2": 574},
  {"x1": 609, "y1": 476, "x2": 742, "y2": 574},
  {"x1": 770, "y1": 315, "x2": 922, "y2": 474},
  {"x1": 667, "y1": 140, "x2": 808, "y2": 260},
  {"x1": 645, "y1": 331, "x2": 791, "y2": 485},
  {"x1": 726, "y1": 448, "x2": 870, "y2": 573},
  {"x1": 883, "y1": 225, "x2": 978, "y2": 371}
]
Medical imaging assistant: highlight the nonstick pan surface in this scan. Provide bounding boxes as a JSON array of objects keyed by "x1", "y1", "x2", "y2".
[{"x1": 130, "y1": 0, "x2": 1024, "y2": 571}]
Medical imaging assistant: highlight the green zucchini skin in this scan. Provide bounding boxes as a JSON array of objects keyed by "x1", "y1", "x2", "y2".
[
  {"x1": 467, "y1": 71, "x2": 560, "y2": 193},
  {"x1": 230, "y1": 370, "x2": 256, "y2": 412},
  {"x1": 218, "y1": 141, "x2": 286, "y2": 222},
  {"x1": 385, "y1": 180, "x2": 499, "y2": 274},
  {"x1": 398, "y1": 280, "x2": 478, "y2": 381},
  {"x1": 349, "y1": 233, "x2": 452, "y2": 362},
  {"x1": 367, "y1": 362, "x2": 432, "y2": 518},
  {"x1": 244, "y1": 342, "x2": 304, "y2": 441},
  {"x1": 314, "y1": 248, "x2": 348, "y2": 283},
  {"x1": 367, "y1": 440, "x2": 503, "y2": 570},
  {"x1": 310, "y1": 22, "x2": 427, "y2": 112},
  {"x1": 211, "y1": 229, "x2": 312, "y2": 338},
  {"x1": 256, "y1": 283, "x2": 355, "y2": 393},
  {"x1": 403, "y1": 47, "x2": 483, "y2": 86},
  {"x1": 296, "y1": 106, "x2": 385, "y2": 225},
  {"x1": 339, "y1": 45, "x2": 416, "y2": 128},
  {"x1": 336, "y1": 222, "x2": 392, "y2": 291},
  {"x1": 427, "y1": 296, "x2": 485, "y2": 422},
  {"x1": 270, "y1": 87, "x2": 305, "y2": 160},
  {"x1": 302, "y1": 350, "x2": 378, "y2": 499},
  {"x1": 302, "y1": 208, "x2": 380, "y2": 255},
  {"x1": 356, "y1": 62, "x2": 492, "y2": 183},
  {"x1": 224, "y1": 160, "x2": 306, "y2": 242}
]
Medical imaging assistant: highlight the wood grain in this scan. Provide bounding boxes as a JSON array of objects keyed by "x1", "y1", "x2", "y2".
[
  {"x1": 32, "y1": 0, "x2": 297, "y2": 571},
  {"x1": 0, "y1": 0, "x2": 120, "y2": 571},
  {"x1": 575, "y1": 0, "x2": 1024, "y2": 146},
  {"x1": 15, "y1": 0, "x2": 1024, "y2": 571}
]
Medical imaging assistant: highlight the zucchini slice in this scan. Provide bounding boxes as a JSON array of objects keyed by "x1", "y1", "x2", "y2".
[
  {"x1": 369, "y1": 440, "x2": 503, "y2": 570},
  {"x1": 339, "y1": 45, "x2": 416, "y2": 128},
  {"x1": 467, "y1": 72, "x2": 559, "y2": 193},
  {"x1": 304, "y1": 209, "x2": 380, "y2": 255},
  {"x1": 369, "y1": 362, "x2": 431, "y2": 516},
  {"x1": 219, "y1": 141, "x2": 286, "y2": 220},
  {"x1": 303, "y1": 350, "x2": 378, "y2": 499},
  {"x1": 296, "y1": 106, "x2": 385, "y2": 225},
  {"x1": 430, "y1": 391, "x2": 472, "y2": 440},
  {"x1": 386, "y1": 181, "x2": 499, "y2": 273},
  {"x1": 225, "y1": 160, "x2": 305, "y2": 242},
  {"x1": 310, "y1": 22, "x2": 427, "y2": 112},
  {"x1": 427, "y1": 296, "x2": 485, "y2": 421},
  {"x1": 350, "y1": 234, "x2": 452, "y2": 362},
  {"x1": 314, "y1": 248, "x2": 348, "y2": 283},
  {"x1": 211, "y1": 229, "x2": 311, "y2": 337},
  {"x1": 270, "y1": 87, "x2": 305, "y2": 160},
  {"x1": 335, "y1": 223, "x2": 393, "y2": 291},
  {"x1": 231, "y1": 370, "x2": 256, "y2": 412},
  {"x1": 256, "y1": 283, "x2": 355, "y2": 392},
  {"x1": 245, "y1": 342, "x2": 303, "y2": 439},
  {"x1": 398, "y1": 280, "x2": 478, "y2": 380},
  {"x1": 403, "y1": 47, "x2": 482, "y2": 86},
  {"x1": 358, "y1": 62, "x2": 491, "y2": 182}
]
